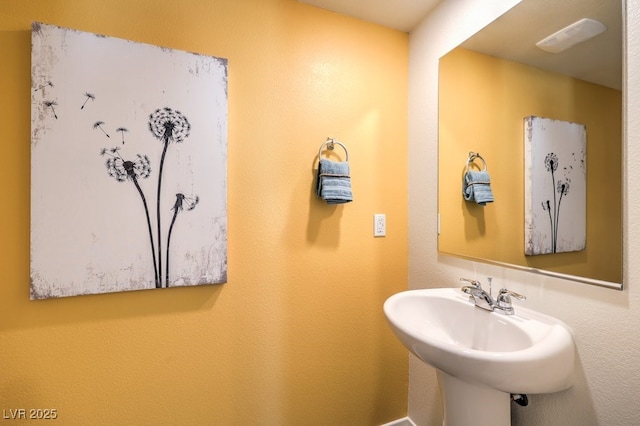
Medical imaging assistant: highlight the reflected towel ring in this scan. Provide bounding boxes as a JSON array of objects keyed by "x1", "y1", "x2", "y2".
[
  {"x1": 318, "y1": 137, "x2": 349, "y2": 162},
  {"x1": 466, "y1": 151, "x2": 487, "y2": 172}
]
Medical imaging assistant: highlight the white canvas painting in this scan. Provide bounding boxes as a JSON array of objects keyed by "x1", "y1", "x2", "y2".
[
  {"x1": 524, "y1": 116, "x2": 586, "y2": 256},
  {"x1": 30, "y1": 23, "x2": 228, "y2": 299}
]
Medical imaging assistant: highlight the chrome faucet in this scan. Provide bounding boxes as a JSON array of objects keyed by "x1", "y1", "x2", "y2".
[
  {"x1": 460, "y1": 278, "x2": 494, "y2": 311},
  {"x1": 460, "y1": 278, "x2": 526, "y2": 315}
]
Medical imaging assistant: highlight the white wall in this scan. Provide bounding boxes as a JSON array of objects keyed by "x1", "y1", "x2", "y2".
[{"x1": 407, "y1": 0, "x2": 640, "y2": 424}]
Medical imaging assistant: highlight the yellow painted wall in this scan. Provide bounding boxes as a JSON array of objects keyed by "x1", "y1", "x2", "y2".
[
  {"x1": 439, "y1": 47, "x2": 621, "y2": 283},
  {"x1": 0, "y1": 1, "x2": 409, "y2": 424}
]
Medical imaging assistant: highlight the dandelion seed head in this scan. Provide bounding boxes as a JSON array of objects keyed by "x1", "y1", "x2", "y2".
[
  {"x1": 148, "y1": 107, "x2": 191, "y2": 144},
  {"x1": 134, "y1": 154, "x2": 152, "y2": 178},
  {"x1": 93, "y1": 121, "x2": 105, "y2": 129},
  {"x1": 544, "y1": 153, "x2": 558, "y2": 172},
  {"x1": 187, "y1": 195, "x2": 200, "y2": 211},
  {"x1": 106, "y1": 158, "x2": 126, "y2": 182},
  {"x1": 557, "y1": 180, "x2": 570, "y2": 196},
  {"x1": 103, "y1": 147, "x2": 150, "y2": 181},
  {"x1": 171, "y1": 193, "x2": 199, "y2": 212}
]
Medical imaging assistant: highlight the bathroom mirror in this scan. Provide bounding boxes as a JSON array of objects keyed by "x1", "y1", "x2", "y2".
[{"x1": 437, "y1": 0, "x2": 623, "y2": 289}]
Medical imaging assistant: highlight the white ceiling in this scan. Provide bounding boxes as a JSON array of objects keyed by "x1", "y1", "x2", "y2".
[
  {"x1": 298, "y1": 0, "x2": 622, "y2": 90},
  {"x1": 299, "y1": 0, "x2": 442, "y2": 32},
  {"x1": 461, "y1": 0, "x2": 622, "y2": 90}
]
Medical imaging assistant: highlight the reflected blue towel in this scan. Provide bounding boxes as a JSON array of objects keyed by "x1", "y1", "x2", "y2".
[
  {"x1": 463, "y1": 170, "x2": 494, "y2": 205},
  {"x1": 316, "y1": 159, "x2": 353, "y2": 204}
]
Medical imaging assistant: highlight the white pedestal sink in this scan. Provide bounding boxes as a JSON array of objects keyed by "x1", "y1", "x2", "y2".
[{"x1": 384, "y1": 288, "x2": 575, "y2": 426}]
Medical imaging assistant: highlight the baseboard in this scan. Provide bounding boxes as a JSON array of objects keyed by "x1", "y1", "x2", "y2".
[{"x1": 381, "y1": 417, "x2": 416, "y2": 426}]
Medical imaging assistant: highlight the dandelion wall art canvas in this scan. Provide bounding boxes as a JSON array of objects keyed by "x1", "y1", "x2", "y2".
[
  {"x1": 30, "y1": 23, "x2": 228, "y2": 299},
  {"x1": 524, "y1": 116, "x2": 586, "y2": 256}
]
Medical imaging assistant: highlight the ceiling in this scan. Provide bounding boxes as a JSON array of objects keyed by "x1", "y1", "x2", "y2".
[
  {"x1": 299, "y1": 0, "x2": 622, "y2": 90},
  {"x1": 299, "y1": 0, "x2": 442, "y2": 32},
  {"x1": 461, "y1": 0, "x2": 622, "y2": 90}
]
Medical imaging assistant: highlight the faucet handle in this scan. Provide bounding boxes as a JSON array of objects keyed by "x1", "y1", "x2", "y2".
[
  {"x1": 460, "y1": 278, "x2": 482, "y2": 288},
  {"x1": 498, "y1": 288, "x2": 526, "y2": 301},
  {"x1": 495, "y1": 288, "x2": 526, "y2": 315}
]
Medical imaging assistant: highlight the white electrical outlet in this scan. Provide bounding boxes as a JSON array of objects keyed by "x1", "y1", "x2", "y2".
[{"x1": 374, "y1": 214, "x2": 386, "y2": 237}]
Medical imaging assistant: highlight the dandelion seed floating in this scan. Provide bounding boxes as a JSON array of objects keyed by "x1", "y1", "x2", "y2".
[
  {"x1": 81, "y1": 92, "x2": 95, "y2": 110},
  {"x1": 93, "y1": 121, "x2": 110, "y2": 138},
  {"x1": 35, "y1": 81, "x2": 54, "y2": 93},
  {"x1": 116, "y1": 127, "x2": 128, "y2": 145},
  {"x1": 43, "y1": 100, "x2": 58, "y2": 119}
]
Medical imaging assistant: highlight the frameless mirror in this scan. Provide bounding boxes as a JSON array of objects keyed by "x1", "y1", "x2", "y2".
[{"x1": 437, "y1": 0, "x2": 623, "y2": 289}]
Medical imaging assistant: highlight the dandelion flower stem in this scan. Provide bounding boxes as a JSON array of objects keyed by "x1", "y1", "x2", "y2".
[
  {"x1": 555, "y1": 195, "x2": 563, "y2": 251},
  {"x1": 166, "y1": 205, "x2": 180, "y2": 287},
  {"x1": 166, "y1": 194, "x2": 198, "y2": 287},
  {"x1": 101, "y1": 147, "x2": 159, "y2": 288},
  {"x1": 132, "y1": 176, "x2": 161, "y2": 288},
  {"x1": 551, "y1": 168, "x2": 557, "y2": 252},
  {"x1": 544, "y1": 200, "x2": 553, "y2": 252},
  {"x1": 148, "y1": 107, "x2": 191, "y2": 287},
  {"x1": 157, "y1": 141, "x2": 169, "y2": 287}
]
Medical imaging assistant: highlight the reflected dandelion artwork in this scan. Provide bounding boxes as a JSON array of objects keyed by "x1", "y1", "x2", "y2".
[{"x1": 524, "y1": 116, "x2": 586, "y2": 256}]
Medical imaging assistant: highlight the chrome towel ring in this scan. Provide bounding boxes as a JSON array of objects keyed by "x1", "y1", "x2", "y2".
[
  {"x1": 318, "y1": 137, "x2": 349, "y2": 162},
  {"x1": 466, "y1": 151, "x2": 487, "y2": 172}
]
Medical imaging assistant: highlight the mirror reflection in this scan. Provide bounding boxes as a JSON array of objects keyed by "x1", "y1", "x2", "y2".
[{"x1": 437, "y1": 0, "x2": 623, "y2": 287}]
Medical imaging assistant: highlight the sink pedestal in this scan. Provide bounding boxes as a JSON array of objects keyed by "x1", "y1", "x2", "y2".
[{"x1": 437, "y1": 371, "x2": 511, "y2": 426}]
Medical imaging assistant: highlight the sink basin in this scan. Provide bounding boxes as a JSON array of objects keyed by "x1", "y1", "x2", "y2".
[{"x1": 384, "y1": 287, "x2": 575, "y2": 395}]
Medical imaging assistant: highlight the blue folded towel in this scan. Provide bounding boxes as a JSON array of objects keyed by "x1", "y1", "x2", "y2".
[
  {"x1": 463, "y1": 170, "x2": 494, "y2": 205},
  {"x1": 316, "y1": 159, "x2": 353, "y2": 204}
]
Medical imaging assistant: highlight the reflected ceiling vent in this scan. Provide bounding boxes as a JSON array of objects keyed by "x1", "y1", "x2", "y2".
[{"x1": 536, "y1": 18, "x2": 607, "y2": 53}]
